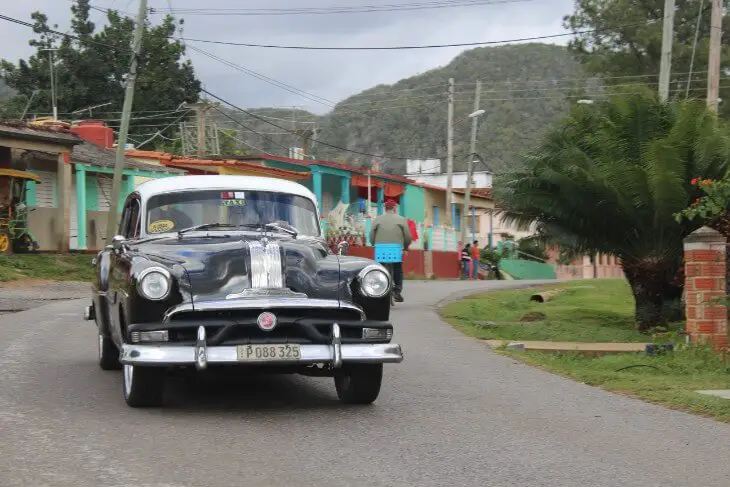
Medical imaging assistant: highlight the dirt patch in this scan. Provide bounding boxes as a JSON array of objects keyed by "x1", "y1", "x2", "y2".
[{"x1": 520, "y1": 311, "x2": 547, "y2": 322}]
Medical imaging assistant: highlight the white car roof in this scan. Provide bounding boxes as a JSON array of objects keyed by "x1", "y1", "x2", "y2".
[{"x1": 134, "y1": 174, "x2": 317, "y2": 204}]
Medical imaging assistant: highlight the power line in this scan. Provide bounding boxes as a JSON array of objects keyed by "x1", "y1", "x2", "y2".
[
  {"x1": 218, "y1": 129, "x2": 271, "y2": 155},
  {"x1": 149, "y1": 0, "x2": 534, "y2": 16},
  {"x1": 135, "y1": 109, "x2": 193, "y2": 148},
  {"x1": 177, "y1": 20, "x2": 658, "y2": 50},
  {"x1": 186, "y1": 45, "x2": 336, "y2": 108},
  {"x1": 201, "y1": 88, "x2": 415, "y2": 161},
  {"x1": 0, "y1": 14, "x2": 129, "y2": 53},
  {"x1": 210, "y1": 106, "x2": 299, "y2": 155}
]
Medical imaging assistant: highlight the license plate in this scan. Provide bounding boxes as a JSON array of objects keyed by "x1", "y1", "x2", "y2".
[{"x1": 236, "y1": 344, "x2": 301, "y2": 362}]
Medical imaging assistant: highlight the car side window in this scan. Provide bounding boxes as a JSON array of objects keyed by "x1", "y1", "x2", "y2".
[
  {"x1": 124, "y1": 199, "x2": 141, "y2": 240},
  {"x1": 118, "y1": 198, "x2": 141, "y2": 239}
]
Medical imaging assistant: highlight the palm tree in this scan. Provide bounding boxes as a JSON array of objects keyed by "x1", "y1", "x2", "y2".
[{"x1": 493, "y1": 89, "x2": 730, "y2": 331}]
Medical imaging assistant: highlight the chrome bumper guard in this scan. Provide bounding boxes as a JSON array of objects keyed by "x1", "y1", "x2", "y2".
[{"x1": 119, "y1": 323, "x2": 403, "y2": 370}]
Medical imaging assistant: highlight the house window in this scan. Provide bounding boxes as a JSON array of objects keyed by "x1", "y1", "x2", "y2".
[
  {"x1": 454, "y1": 206, "x2": 461, "y2": 232},
  {"x1": 33, "y1": 170, "x2": 57, "y2": 208},
  {"x1": 432, "y1": 206, "x2": 440, "y2": 227}
]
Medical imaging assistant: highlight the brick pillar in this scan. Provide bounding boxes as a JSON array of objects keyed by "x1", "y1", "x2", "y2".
[{"x1": 684, "y1": 226, "x2": 728, "y2": 350}]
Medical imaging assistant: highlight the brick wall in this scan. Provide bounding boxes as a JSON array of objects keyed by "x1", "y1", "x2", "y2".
[{"x1": 683, "y1": 226, "x2": 728, "y2": 350}]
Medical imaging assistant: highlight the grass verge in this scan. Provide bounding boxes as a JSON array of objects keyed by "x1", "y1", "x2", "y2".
[
  {"x1": 440, "y1": 279, "x2": 730, "y2": 422},
  {"x1": 0, "y1": 254, "x2": 94, "y2": 282}
]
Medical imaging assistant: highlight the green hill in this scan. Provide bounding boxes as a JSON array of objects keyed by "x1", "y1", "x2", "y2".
[
  {"x1": 212, "y1": 43, "x2": 590, "y2": 174},
  {"x1": 319, "y1": 43, "x2": 590, "y2": 173}
]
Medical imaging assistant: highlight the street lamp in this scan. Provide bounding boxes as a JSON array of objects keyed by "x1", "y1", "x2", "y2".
[
  {"x1": 461, "y1": 106, "x2": 485, "y2": 244},
  {"x1": 576, "y1": 97, "x2": 599, "y2": 278}
]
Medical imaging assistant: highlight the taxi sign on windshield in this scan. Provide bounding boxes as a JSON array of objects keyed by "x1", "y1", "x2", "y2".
[{"x1": 220, "y1": 191, "x2": 246, "y2": 206}]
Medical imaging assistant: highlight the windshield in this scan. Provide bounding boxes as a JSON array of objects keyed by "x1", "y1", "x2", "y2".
[{"x1": 145, "y1": 189, "x2": 320, "y2": 237}]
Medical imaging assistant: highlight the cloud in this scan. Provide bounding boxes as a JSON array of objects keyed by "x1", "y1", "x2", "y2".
[{"x1": 2, "y1": 0, "x2": 575, "y2": 114}]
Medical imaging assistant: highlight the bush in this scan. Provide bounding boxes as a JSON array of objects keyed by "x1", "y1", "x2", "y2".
[
  {"x1": 480, "y1": 247, "x2": 502, "y2": 265},
  {"x1": 516, "y1": 237, "x2": 549, "y2": 262}
]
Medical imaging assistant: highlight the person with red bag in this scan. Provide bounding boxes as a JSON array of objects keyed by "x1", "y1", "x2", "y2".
[{"x1": 370, "y1": 199, "x2": 412, "y2": 302}]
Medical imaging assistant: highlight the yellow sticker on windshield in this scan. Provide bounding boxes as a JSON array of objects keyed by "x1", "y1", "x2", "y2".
[
  {"x1": 220, "y1": 199, "x2": 246, "y2": 207},
  {"x1": 148, "y1": 219, "x2": 174, "y2": 233}
]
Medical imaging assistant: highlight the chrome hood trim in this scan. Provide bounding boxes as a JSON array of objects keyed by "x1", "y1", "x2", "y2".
[
  {"x1": 248, "y1": 239, "x2": 284, "y2": 289},
  {"x1": 225, "y1": 287, "x2": 307, "y2": 300},
  {"x1": 163, "y1": 297, "x2": 365, "y2": 323}
]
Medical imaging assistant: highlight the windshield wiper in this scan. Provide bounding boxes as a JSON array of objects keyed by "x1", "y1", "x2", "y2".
[
  {"x1": 238, "y1": 222, "x2": 299, "y2": 238},
  {"x1": 265, "y1": 222, "x2": 298, "y2": 238},
  {"x1": 177, "y1": 222, "x2": 237, "y2": 236}
]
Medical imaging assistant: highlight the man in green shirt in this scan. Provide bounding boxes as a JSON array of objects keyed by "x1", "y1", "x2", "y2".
[{"x1": 369, "y1": 199, "x2": 412, "y2": 302}]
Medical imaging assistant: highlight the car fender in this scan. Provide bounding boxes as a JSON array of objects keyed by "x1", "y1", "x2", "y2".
[{"x1": 92, "y1": 250, "x2": 113, "y2": 337}]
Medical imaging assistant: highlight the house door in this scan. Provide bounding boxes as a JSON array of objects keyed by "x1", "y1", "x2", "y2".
[{"x1": 69, "y1": 177, "x2": 78, "y2": 249}]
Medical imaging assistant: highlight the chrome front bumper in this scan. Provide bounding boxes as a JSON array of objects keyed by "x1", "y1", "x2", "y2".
[{"x1": 119, "y1": 324, "x2": 403, "y2": 370}]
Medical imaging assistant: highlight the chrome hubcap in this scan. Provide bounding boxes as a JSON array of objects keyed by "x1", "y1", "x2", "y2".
[{"x1": 123, "y1": 364, "x2": 134, "y2": 397}]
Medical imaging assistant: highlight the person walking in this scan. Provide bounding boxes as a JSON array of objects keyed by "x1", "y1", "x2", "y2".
[
  {"x1": 471, "y1": 239, "x2": 480, "y2": 279},
  {"x1": 369, "y1": 199, "x2": 412, "y2": 302},
  {"x1": 460, "y1": 243, "x2": 472, "y2": 279}
]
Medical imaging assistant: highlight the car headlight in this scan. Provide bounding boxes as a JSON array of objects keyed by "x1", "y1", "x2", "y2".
[
  {"x1": 357, "y1": 265, "x2": 390, "y2": 298},
  {"x1": 136, "y1": 267, "x2": 172, "y2": 301}
]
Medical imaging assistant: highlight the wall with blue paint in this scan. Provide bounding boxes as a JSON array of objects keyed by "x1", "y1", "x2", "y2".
[{"x1": 402, "y1": 185, "x2": 425, "y2": 222}]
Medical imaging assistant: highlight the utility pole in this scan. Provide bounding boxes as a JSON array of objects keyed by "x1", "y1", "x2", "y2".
[
  {"x1": 658, "y1": 0, "x2": 675, "y2": 102},
  {"x1": 295, "y1": 128, "x2": 314, "y2": 158},
  {"x1": 193, "y1": 101, "x2": 209, "y2": 157},
  {"x1": 105, "y1": 0, "x2": 147, "y2": 244},
  {"x1": 41, "y1": 49, "x2": 59, "y2": 120},
  {"x1": 706, "y1": 0, "x2": 722, "y2": 112},
  {"x1": 461, "y1": 80, "x2": 481, "y2": 244},
  {"x1": 445, "y1": 77, "x2": 455, "y2": 226}
]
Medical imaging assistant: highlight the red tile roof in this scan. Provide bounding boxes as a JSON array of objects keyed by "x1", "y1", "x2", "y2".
[
  {"x1": 241, "y1": 154, "x2": 416, "y2": 185},
  {"x1": 166, "y1": 158, "x2": 310, "y2": 180},
  {"x1": 124, "y1": 150, "x2": 492, "y2": 199}
]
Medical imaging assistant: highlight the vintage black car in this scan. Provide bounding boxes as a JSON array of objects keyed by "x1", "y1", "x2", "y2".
[{"x1": 84, "y1": 175, "x2": 403, "y2": 407}]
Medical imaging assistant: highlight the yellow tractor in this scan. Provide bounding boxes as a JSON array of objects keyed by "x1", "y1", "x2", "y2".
[{"x1": 0, "y1": 168, "x2": 42, "y2": 254}]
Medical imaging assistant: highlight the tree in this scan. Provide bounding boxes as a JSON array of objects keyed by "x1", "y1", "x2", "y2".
[
  {"x1": 493, "y1": 88, "x2": 730, "y2": 331},
  {"x1": 0, "y1": 0, "x2": 200, "y2": 134},
  {"x1": 563, "y1": 0, "x2": 730, "y2": 118},
  {"x1": 218, "y1": 128, "x2": 249, "y2": 156}
]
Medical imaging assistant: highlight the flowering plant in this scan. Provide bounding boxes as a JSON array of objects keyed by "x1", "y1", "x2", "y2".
[
  {"x1": 325, "y1": 213, "x2": 366, "y2": 252},
  {"x1": 675, "y1": 177, "x2": 730, "y2": 223}
]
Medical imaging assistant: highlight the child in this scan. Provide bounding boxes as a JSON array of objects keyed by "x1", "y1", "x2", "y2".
[{"x1": 461, "y1": 243, "x2": 471, "y2": 279}]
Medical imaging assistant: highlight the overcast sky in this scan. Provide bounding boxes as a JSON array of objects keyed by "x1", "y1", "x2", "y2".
[{"x1": 2, "y1": 0, "x2": 575, "y2": 114}]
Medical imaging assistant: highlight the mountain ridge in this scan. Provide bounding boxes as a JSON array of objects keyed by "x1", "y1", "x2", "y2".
[{"x1": 215, "y1": 42, "x2": 590, "y2": 174}]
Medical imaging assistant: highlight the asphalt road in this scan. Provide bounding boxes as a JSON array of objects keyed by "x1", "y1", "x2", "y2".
[{"x1": 2, "y1": 279, "x2": 730, "y2": 487}]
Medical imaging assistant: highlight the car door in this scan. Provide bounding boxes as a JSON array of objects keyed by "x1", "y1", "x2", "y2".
[{"x1": 107, "y1": 196, "x2": 141, "y2": 345}]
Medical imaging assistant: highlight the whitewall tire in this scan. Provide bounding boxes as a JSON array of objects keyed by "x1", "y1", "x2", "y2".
[{"x1": 122, "y1": 364, "x2": 165, "y2": 407}]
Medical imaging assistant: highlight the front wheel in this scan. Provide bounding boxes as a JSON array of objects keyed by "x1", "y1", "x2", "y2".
[
  {"x1": 98, "y1": 331, "x2": 121, "y2": 370},
  {"x1": 0, "y1": 229, "x2": 11, "y2": 254},
  {"x1": 334, "y1": 364, "x2": 383, "y2": 405},
  {"x1": 122, "y1": 364, "x2": 166, "y2": 407}
]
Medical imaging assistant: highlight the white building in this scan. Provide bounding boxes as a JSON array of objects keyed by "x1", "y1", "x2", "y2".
[
  {"x1": 405, "y1": 158, "x2": 493, "y2": 189},
  {"x1": 405, "y1": 158, "x2": 534, "y2": 246}
]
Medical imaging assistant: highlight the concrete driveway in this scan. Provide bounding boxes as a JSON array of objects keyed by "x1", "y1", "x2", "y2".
[{"x1": 1, "y1": 279, "x2": 730, "y2": 487}]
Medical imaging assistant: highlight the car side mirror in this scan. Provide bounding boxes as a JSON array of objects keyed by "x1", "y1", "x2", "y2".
[
  {"x1": 111, "y1": 235, "x2": 127, "y2": 252},
  {"x1": 337, "y1": 240, "x2": 349, "y2": 256}
]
